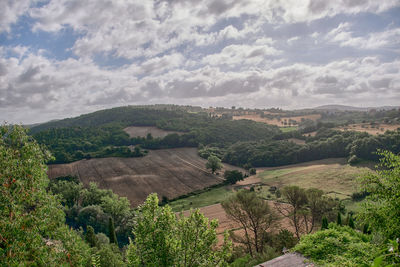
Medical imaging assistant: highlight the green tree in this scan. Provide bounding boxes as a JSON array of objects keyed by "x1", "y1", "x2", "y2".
[
  {"x1": 357, "y1": 150, "x2": 400, "y2": 241},
  {"x1": 277, "y1": 186, "x2": 339, "y2": 240},
  {"x1": 224, "y1": 170, "x2": 244, "y2": 184},
  {"x1": 49, "y1": 180, "x2": 83, "y2": 207},
  {"x1": 126, "y1": 194, "x2": 231, "y2": 266},
  {"x1": 206, "y1": 155, "x2": 223, "y2": 174},
  {"x1": 86, "y1": 225, "x2": 98, "y2": 247},
  {"x1": 108, "y1": 217, "x2": 118, "y2": 246},
  {"x1": 276, "y1": 186, "x2": 308, "y2": 240},
  {"x1": 321, "y1": 216, "x2": 329, "y2": 230},
  {"x1": 337, "y1": 212, "x2": 342, "y2": 226},
  {"x1": 221, "y1": 190, "x2": 278, "y2": 257},
  {"x1": 101, "y1": 194, "x2": 130, "y2": 225},
  {"x1": 348, "y1": 215, "x2": 355, "y2": 229},
  {"x1": 0, "y1": 125, "x2": 90, "y2": 266}
]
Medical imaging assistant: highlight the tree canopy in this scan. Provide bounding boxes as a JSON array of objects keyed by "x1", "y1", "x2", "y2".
[{"x1": 127, "y1": 194, "x2": 232, "y2": 266}]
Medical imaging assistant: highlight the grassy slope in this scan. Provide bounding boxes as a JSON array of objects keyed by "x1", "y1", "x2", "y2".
[
  {"x1": 168, "y1": 159, "x2": 372, "y2": 212},
  {"x1": 169, "y1": 186, "x2": 235, "y2": 212},
  {"x1": 258, "y1": 161, "x2": 372, "y2": 199}
]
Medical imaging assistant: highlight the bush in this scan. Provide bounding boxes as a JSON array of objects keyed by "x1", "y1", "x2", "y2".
[
  {"x1": 249, "y1": 168, "x2": 257, "y2": 175},
  {"x1": 224, "y1": 170, "x2": 244, "y2": 184},
  {"x1": 293, "y1": 224, "x2": 378, "y2": 266},
  {"x1": 351, "y1": 191, "x2": 370, "y2": 201}
]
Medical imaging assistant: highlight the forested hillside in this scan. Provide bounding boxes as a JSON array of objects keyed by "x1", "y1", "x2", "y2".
[
  {"x1": 30, "y1": 106, "x2": 280, "y2": 163},
  {"x1": 30, "y1": 105, "x2": 400, "y2": 166}
]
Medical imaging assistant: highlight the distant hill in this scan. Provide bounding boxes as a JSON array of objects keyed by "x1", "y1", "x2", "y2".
[
  {"x1": 29, "y1": 105, "x2": 208, "y2": 134},
  {"x1": 313, "y1": 104, "x2": 399, "y2": 112}
]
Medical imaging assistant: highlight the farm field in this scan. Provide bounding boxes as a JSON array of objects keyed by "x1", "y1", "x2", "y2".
[
  {"x1": 48, "y1": 148, "x2": 242, "y2": 207},
  {"x1": 169, "y1": 158, "x2": 369, "y2": 213},
  {"x1": 232, "y1": 114, "x2": 321, "y2": 127},
  {"x1": 256, "y1": 158, "x2": 371, "y2": 199},
  {"x1": 169, "y1": 186, "x2": 235, "y2": 212},
  {"x1": 335, "y1": 123, "x2": 400, "y2": 135},
  {"x1": 123, "y1": 126, "x2": 183, "y2": 138}
]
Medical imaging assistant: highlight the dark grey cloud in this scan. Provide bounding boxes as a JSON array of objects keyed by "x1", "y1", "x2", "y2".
[{"x1": 18, "y1": 66, "x2": 40, "y2": 83}]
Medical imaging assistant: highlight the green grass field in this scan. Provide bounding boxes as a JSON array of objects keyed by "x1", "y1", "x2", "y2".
[
  {"x1": 169, "y1": 186, "x2": 235, "y2": 212},
  {"x1": 168, "y1": 159, "x2": 373, "y2": 212},
  {"x1": 280, "y1": 126, "x2": 298, "y2": 132}
]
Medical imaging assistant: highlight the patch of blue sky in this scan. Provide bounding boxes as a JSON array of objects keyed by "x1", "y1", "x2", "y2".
[{"x1": 0, "y1": 15, "x2": 81, "y2": 61}]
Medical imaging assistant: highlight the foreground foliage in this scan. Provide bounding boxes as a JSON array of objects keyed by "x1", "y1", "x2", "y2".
[
  {"x1": 0, "y1": 125, "x2": 91, "y2": 266},
  {"x1": 293, "y1": 151, "x2": 400, "y2": 266},
  {"x1": 127, "y1": 194, "x2": 232, "y2": 267},
  {"x1": 294, "y1": 224, "x2": 377, "y2": 266},
  {"x1": 357, "y1": 150, "x2": 400, "y2": 241}
]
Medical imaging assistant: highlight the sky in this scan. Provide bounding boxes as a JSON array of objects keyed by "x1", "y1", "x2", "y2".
[{"x1": 1, "y1": 0, "x2": 400, "y2": 124}]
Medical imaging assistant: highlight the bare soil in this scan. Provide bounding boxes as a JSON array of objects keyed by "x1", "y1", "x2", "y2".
[
  {"x1": 123, "y1": 126, "x2": 183, "y2": 138},
  {"x1": 48, "y1": 148, "x2": 240, "y2": 207}
]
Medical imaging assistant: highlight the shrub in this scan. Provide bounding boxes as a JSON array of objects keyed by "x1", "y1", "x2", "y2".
[{"x1": 293, "y1": 224, "x2": 377, "y2": 266}]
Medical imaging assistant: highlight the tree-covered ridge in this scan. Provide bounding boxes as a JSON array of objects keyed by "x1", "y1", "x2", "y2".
[
  {"x1": 222, "y1": 128, "x2": 400, "y2": 167},
  {"x1": 30, "y1": 106, "x2": 280, "y2": 163},
  {"x1": 29, "y1": 106, "x2": 211, "y2": 133},
  {"x1": 29, "y1": 105, "x2": 400, "y2": 166},
  {"x1": 33, "y1": 125, "x2": 145, "y2": 163}
]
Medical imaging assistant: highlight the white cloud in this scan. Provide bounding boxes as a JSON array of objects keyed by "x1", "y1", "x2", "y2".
[
  {"x1": 203, "y1": 44, "x2": 282, "y2": 68},
  {"x1": 25, "y1": 0, "x2": 400, "y2": 60},
  {"x1": 326, "y1": 23, "x2": 400, "y2": 50},
  {"x1": 1, "y1": 0, "x2": 400, "y2": 123},
  {"x1": 0, "y1": 0, "x2": 34, "y2": 33}
]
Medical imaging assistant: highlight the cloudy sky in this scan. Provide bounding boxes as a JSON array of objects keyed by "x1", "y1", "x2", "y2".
[{"x1": 1, "y1": 0, "x2": 400, "y2": 124}]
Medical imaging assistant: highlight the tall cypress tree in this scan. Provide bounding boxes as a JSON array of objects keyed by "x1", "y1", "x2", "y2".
[
  {"x1": 337, "y1": 212, "x2": 342, "y2": 226},
  {"x1": 108, "y1": 217, "x2": 118, "y2": 246},
  {"x1": 321, "y1": 216, "x2": 329, "y2": 230},
  {"x1": 348, "y1": 215, "x2": 355, "y2": 229},
  {"x1": 85, "y1": 226, "x2": 97, "y2": 247}
]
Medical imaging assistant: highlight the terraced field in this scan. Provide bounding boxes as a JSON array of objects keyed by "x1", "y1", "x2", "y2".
[{"x1": 48, "y1": 148, "x2": 242, "y2": 207}]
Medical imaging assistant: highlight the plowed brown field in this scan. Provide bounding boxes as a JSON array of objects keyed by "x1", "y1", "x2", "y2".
[{"x1": 48, "y1": 148, "x2": 240, "y2": 207}]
